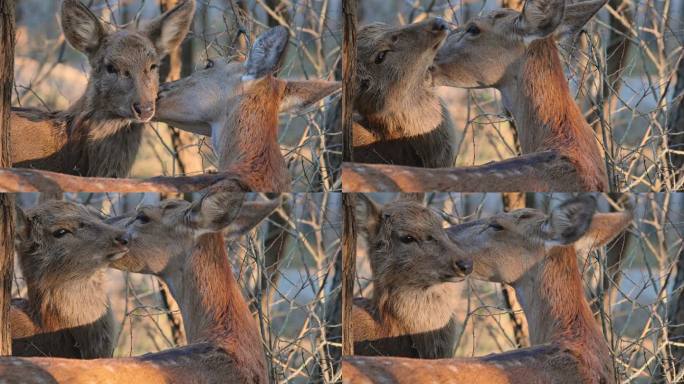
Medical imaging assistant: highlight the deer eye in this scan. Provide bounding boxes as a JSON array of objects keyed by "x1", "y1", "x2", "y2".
[
  {"x1": 466, "y1": 24, "x2": 481, "y2": 36},
  {"x1": 150, "y1": 63, "x2": 159, "y2": 71},
  {"x1": 136, "y1": 213, "x2": 151, "y2": 224},
  {"x1": 375, "y1": 50, "x2": 389, "y2": 64},
  {"x1": 399, "y1": 235, "x2": 417, "y2": 244},
  {"x1": 106, "y1": 64, "x2": 117, "y2": 74},
  {"x1": 205, "y1": 59, "x2": 214, "y2": 69},
  {"x1": 52, "y1": 229, "x2": 71, "y2": 238},
  {"x1": 488, "y1": 223, "x2": 504, "y2": 231}
]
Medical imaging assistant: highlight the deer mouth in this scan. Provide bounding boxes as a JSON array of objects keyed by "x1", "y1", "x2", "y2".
[{"x1": 106, "y1": 249, "x2": 129, "y2": 261}]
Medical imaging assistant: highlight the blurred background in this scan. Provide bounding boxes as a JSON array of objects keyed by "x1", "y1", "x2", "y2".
[
  {"x1": 12, "y1": 0, "x2": 342, "y2": 191},
  {"x1": 12, "y1": 192, "x2": 342, "y2": 384},
  {"x1": 354, "y1": 192, "x2": 684, "y2": 383},
  {"x1": 357, "y1": 0, "x2": 684, "y2": 192}
]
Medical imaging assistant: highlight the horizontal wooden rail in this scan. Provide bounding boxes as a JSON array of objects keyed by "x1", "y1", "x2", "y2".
[
  {"x1": 342, "y1": 151, "x2": 586, "y2": 192},
  {"x1": 0, "y1": 168, "x2": 242, "y2": 193}
]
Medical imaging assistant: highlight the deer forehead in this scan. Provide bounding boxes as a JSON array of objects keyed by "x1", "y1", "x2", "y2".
[{"x1": 98, "y1": 32, "x2": 158, "y2": 66}]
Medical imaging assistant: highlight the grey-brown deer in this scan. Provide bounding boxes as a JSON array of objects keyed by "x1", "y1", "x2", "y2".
[
  {"x1": 153, "y1": 26, "x2": 340, "y2": 192},
  {"x1": 432, "y1": 0, "x2": 609, "y2": 191},
  {"x1": 344, "y1": 196, "x2": 632, "y2": 383},
  {"x1": 10, "y1": 0, "x2": 195, "y2": 177},
  {"x1": 11, "y1": 200, "x2": 129, "y2": 358},
  {"x1": 353, "y1": 196, "x2": 472, "y2": 359},
  {"x1": 0, "y1": 189, "x2": 278, "y2": 384},
  {"x1": 351, "y1": 18, "x2": 458, "y2": 168}
]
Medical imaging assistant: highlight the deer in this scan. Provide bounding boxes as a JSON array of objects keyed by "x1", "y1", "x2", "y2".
[
  {"x1": 153, "y1": 26, "x2": 340, "y2": 192},
  {"x1": 0, "y1": 188, "x2": 279, "y2": 384},
  {"x1": 351, "y1": 18, "x2": 458, "y2": 168},
  {"x1": 343, "y1": 195, "x2": 632, "y2": 384},
  {"x1": 431, "y1": 0, "x2": 609, "y2": 191},
  {"x1": 9, "y1": 0, "x2": 195, "y2": 177},
  {"x1": 344, "y1": 0, "x2": 609, "y2": 193},
  {"x1": 10, "y1": 200, "x2": 129, "y2": 359},
  {"x1": 352, "y1": 196, "x2": 473, "y2": 359}
]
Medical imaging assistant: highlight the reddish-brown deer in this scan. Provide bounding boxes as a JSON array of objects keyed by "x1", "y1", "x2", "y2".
[
  {"x1": 431, "y1": 0, "x2": 609, "y2": 191},
  {"x1": 352, "y1": 196, "x2": 472, "y2": 359},
  {"x1": 11, "y1": 200, "x2": 129, "y2": 358},
  {"x1": 344, "y1": 196, "x2": 632, "y2": 383},
  {"x1": 0, "y1": 189, "x2": 278, "y2": 383},
  {"x1": 10, "y1": 0, "x2": 195, "y2": 177},
  {"x1": 351, "y1": 18, "x2": 457, "y2": 168},
  {"x1": 153, "y1": 26, "x2": 340, "y2": 192}
]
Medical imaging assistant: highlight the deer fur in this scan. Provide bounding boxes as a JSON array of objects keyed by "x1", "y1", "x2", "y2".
[
  {"x1": 432, "y1": 0, "x2": 609, "y2": 191},
  {"x1": 344, "y1": 195, "x2": 632, "y2": 383},
  {"x1": 351, "y1": 18, "x2": 457, "y2": 168},
  {"x1": 10, "y1": 0, "x2": 195, "y2": 177},
  {"x1": 353, "y1": 197, "x2": 472, "y2": 359},
  {"x1": 0, "y1": 190, "x2": 279, "y2": 383},
  {"x1": 11, "y1": 200, "x2": 129, "y2": 358},
  {"x1": 153, "y1": 26, "x2": 339, "y2": 192}
]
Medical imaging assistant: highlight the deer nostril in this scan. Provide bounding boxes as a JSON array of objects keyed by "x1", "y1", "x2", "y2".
[
  {"x1": 433, "y1": 18, "x2": 448, "y2": 32},
  {"x1": 454, "y1": 259, "x2": 472, "y2": 276},
  {"x1": 115, "y1": 235, "x2": 129, "y2": 246}
]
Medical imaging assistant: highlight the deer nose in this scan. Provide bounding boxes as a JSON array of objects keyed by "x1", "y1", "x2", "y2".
[
  {"x1": 432, "y1": 18, "x2": 448, "y2": 32},
  {"x1": 115, "y1": 234, "x2": 129, "y2": 247},
  {"x1": 454, "y1": 259, "x2": 473, "y2": 276},
  {"x1": 132, "y1": 102, "x2": 154, "y2": 121}
]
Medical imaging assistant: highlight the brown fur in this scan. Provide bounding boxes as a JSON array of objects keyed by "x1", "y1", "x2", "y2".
[
  {"x1": 153, "y1": 27, "x2": 339, "y2": 192},
  {"x1": 10, "y1": 0, "x2": 195, "y2": 177},
  {"x1": 0, "y1": 192, "x2": 278, "y2": 383},
  {"x1": 11, "y1": 200, "x2": 128, "y2": 358},
  {"x1": 352, "y1": 19, "x2": 457, "y2": 168},
  {"x1": 345, "y1": 197, "x2": 631, "y2": 383},
  {"x1": 433, "y1": 0, "x2": 608, "y2": 191},
  {"x1": 353, "y1": 198, "x2": 471, "y2": 358}
]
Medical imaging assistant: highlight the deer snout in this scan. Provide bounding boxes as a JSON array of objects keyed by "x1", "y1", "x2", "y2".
[
  {"x1": 132, "y1": 102, "x2": 155, "y2": 122},
  {"x1": 453, "y1": 259, "x2": 473, "y2": 277},
  {"x1": 115, "y1": 234, "x2": 129, "y2": 247},
  {"x1": 432, "y1": 18, "x2": 448, "y2": 32}
]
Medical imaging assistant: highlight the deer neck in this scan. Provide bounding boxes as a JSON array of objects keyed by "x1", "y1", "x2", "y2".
[
  {"x1": 360, "y1": 88, "x2": 444, "y2": 140},
  {"x1": 374, "y1": 282, "x2": 457, "y2": 337},
  {"x1": 25, "y1": 269, "x2": 110, "y2": 331},
  {"x1": 163, "y1": 233, "x2": 265, "y2": 368},
  {"x1": 513, "y1": 246, "x2": 611, "y2": 379},
  {"x1": 499, "y1": 38, "x2": 607, "y2": 190},
  {"x1": 216, "y1": 88, "x2": 289, "y2": 191},
  {"x1": 57, "y1": 97, "x2": 144, "y2": 177}
]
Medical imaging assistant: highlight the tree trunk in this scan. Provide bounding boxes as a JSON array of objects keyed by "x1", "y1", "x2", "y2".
[
  {"x1": 342, "y1": 0, "x2": 357, "y2": 164},
  {"x1": 342, "y1": 193, "x2": 356, "y2": 357},
  {"x1": 501, "y1": 193, "x2": 529, "y2": 348},
  {"x1": 0, "y1": 0, "x2": 15, "y2": 356}
]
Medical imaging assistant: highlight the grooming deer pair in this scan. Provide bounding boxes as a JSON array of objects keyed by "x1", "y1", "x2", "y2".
[
  {"x1": 10, "y1": 0, "x2": 338, "y2": 191},
  {"x1": 346, "y1": 0, "x2": 609, "y2": 192},
  {"x1": 3, "y1": 189, "x2": 279, "y2": 383},
  {"x1": 348, "y1": 195, "x2": 632, "y2": 383}
]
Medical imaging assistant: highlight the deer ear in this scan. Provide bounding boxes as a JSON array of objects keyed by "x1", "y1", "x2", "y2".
[
  {"x1": 280, "y1": 80, "x2": 340, "y2": 113},
  {"x1": 356, "y1": 195, "x2": 383, "y2": 239},
  {"x1": 225, "y1": 199, "x2": 281, "y2": 240},
  {"x1": 555, "y1": 0, "x2": 606, "y2": 44},
  {"x1": 542, "y1": 195, "x2": 596, "y2": 248},
  {"x1": 142, "y1": 0, "x2": 195, "y2": 57},
  {"x1": 243, "y1": 26, "x2": 289, "y2": 81},
  {"x1": 573, "y1": 211, "x2": 632, "y2": 256},
  {"x1": 61, "y1": 0, "x2": 107, "y2": 56},
  {"x1": 515, "y1": 0, "x2": 566, "y2": 44},
  {"x1": 188, "y1": 189, "x2": 244, "y2": 234}
]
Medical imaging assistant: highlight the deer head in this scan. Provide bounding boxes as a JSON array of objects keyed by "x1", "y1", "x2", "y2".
[
  {"x1": 154, "y1": 26, "x2": 340, "y2": 150},
  {"x1": 358, "y1": 195, "x2": 472, "y2": 292},
  {"x1": 355, "y1": 18, "x2": 448, "y2": 117},
  {"x1": 447, "y1": 195, "x2": 631, "y2": 285},
  {"x1": 15, "y1": 200, "x2": 129, "y2": 288},
  {"x1": 432, "y1": 0, "x2": 606, "y2": 89},
  {"x1": 61, "y1": 0, "x2": 195, "y2": 122}
]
